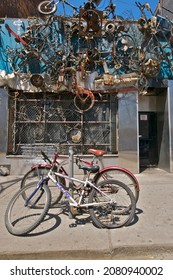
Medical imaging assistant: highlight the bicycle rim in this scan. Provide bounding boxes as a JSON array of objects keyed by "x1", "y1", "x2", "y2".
[
  {"x1": 38, "y1": 1, "x2": 57, "y2": 15},
  {"x1": 5, "y1": 183, "x2": 51, "y2": 236},
  {"x1": 89, "y1": 180, "x2": 136, "y2": 229},
  {"x1": 74, "y1": 94, "x2": 95, "y2": 112},
  {"x1": 94, "y1": 168, "x2": 139, "y2": 203}
]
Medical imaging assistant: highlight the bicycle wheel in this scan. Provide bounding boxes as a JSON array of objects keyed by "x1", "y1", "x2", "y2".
[
  {"x1": 38, "y1": 1, "x2": 57, "y2": 15},
  {"x1": 93, "y1": 167, "x2": 139, "y2": 203},
  {"x1": 74, "y1": 94, "x2": 95, "y2": 112},
  {"x1": 89, "y1": 180, "x2": 136, "y2": 229},
  {"x1": 21, "y1": 166, "x2": 63, "y2": 206},
  {"x1": 5, "y1": 183, "x2": 51, "y2": 236}
]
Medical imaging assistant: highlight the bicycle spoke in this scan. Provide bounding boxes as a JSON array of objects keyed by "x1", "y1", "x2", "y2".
[{"x1": 89, "y1": 180, "x2": 136, "y2": 229}]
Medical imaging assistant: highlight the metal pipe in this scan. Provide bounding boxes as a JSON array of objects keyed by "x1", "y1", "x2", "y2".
[{"x1": 68, "y1": 146, "x2": 74, "y2": 219}]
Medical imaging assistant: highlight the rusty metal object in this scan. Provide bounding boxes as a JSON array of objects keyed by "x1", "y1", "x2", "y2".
[
  {"x1": 79, "y1": 8, "x2": 103, "y2": 36},
  {"x1": 30, "y1": 74, "x2": 44, "y2": 87},
  {"x1": 104, "y1": 20, "x2": 115, "y2": 33},
  {"x1": 93, "y1": 0, "x2": 102, "y2": 6}
]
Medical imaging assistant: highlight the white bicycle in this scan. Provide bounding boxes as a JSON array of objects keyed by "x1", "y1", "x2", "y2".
[{"x1": 38, "y1": 0, "x2": 78, "y2": 15}]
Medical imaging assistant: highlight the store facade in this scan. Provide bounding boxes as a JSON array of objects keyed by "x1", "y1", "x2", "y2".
[{"x1": 1, "y1": 1, "x2": 173, "y2": 174}]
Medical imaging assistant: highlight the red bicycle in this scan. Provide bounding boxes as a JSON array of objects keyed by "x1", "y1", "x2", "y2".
[{"x1": 20, "y1": 147, "x2": 140, "y2": 206}]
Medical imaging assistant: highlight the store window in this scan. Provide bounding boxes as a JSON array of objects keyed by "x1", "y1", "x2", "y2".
[{"x1": 7, "y1": 91, "x2": 118, "y2": 155}]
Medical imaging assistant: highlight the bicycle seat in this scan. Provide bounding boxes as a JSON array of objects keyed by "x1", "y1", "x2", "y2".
[
  {"x1": 79, "y1": 165, "x2": 100, "y2": 173},
  {"x1": 88, "y1": 148, "x2": 106, "y2": 157}
]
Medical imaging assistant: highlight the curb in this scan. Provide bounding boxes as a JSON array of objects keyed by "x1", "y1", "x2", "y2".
[{"x1": 1, "y1": 244, "x2": 173, "y2": 260}]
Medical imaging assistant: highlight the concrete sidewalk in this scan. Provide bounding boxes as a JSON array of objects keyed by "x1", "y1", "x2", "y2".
[{"x1": 0, "y1": 169, "x2": 173, "y2": 260}]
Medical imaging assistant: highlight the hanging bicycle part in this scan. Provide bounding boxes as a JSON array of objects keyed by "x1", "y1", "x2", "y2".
[
  {"x1": 72, "y1": 83, "x2": 95, "y2": 112},
  {"x1": 38, "y1": 0, "x2": 78, "y2": 16},
  {"x1": 5, "y1": 24, "x2": 48, "y2": 65},
  {"x1": 79, "y1": 8, "x2": 103, "y2": 37}
]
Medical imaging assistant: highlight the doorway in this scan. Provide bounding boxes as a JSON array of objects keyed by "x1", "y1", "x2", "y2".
[{"x1": 139, "y1": 112, "x2": 158, "y2": 169}]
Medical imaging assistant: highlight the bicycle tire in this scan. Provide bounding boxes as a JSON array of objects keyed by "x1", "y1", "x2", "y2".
[
  {"x1": 93, "y1": 167, "x2": 139, "y2": 203},
  {"x1": 38, "y1": 1, "x2": 57, "y2": 15},
  {"x1": 88, "y1": 179, "x2": 136, "y2": 229},
  {"x1": 21, "y1": 166, "x2": 64, "y2": 206},
  {"x1": 5, "y1": 183, "x2": 51, "y2": 236}
]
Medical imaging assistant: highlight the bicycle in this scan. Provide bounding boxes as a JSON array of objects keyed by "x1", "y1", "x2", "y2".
[
  {"x1": 5, "y1": 163, "x2": 136, "y2": 236},
  {"x1": 38, "y1": 0, "x2": 78, "y2": 16},
  {"x1": 20, "y1": 147, "x2": 140, "y2": 206}
]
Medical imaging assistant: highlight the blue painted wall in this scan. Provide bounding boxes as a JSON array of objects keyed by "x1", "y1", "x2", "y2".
[{"x1": 0, "y1": 16, "x2": 173, "y2": 80}]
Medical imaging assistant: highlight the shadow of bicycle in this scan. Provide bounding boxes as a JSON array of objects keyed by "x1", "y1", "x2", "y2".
[
  {"x1": 22, "y1": 213, "x2": 62, "y2": 237},
  {"x1": 15, "y1": 203, "x2": 143, "y2": 237},
  {"x1": 67, "y1": 207, "x2": 143, "y2": 229},
  {"x1": 125, "y1": 207, "x2": 143, "y2": 227}
]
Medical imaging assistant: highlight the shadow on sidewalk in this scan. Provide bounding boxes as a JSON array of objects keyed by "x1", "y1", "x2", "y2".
[
  {"x1": 20, "y1": 213, "x2": 62, "y2": 237},
  {"x1": 6, "y1": 207, "x2": 143, "y2": 238},
  {"x1": 68, "y1": 207, "x2": 143, "y2": 230},
  {"x1": 0, "y1": 178, "x2": 22, "y2": 195},
  {"x1": 126, "y1": 207, "x2": 143, "y2": 227}
]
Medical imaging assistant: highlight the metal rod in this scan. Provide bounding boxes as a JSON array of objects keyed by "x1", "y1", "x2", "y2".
[{"x1": 68, "y1": 146, "x2": 74, "y2": 219}]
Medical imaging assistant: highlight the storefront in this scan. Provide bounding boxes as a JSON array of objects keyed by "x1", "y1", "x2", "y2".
[{"x1": 1, "y1": 1, "x2": 173, "y2": 174}]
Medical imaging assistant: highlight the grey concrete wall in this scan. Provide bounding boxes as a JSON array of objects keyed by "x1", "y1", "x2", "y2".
[
  {"x1": 168, "y1": 80, "x2": 173, "y2": 172},
  {"x1": 157, "y1": 90, "x2": 170, "y2": 171},
  {"x1": 118, "y1": 92, "x2": 139, "y2": 173}
]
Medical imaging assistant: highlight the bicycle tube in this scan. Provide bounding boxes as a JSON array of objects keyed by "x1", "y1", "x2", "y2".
[{"x1": 21, "y1": 166, "x2": 64, "y2": 206}]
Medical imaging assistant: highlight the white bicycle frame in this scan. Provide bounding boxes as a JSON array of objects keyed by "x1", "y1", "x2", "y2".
[{"x1": 47, "y1": 169, "x2": 114, "y2": 208}]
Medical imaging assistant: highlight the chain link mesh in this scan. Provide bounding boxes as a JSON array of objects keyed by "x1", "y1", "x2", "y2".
[{"x1": 8, "y1": 92, "x2": 117, "y2": 155}]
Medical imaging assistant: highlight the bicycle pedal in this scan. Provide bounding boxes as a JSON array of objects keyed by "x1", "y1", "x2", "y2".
[{"x1": 69, "y1": 223, "x2": 77, "y2": 228}]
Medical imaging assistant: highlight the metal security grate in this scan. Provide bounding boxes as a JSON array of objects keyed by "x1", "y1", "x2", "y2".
[{"x1": 7, "y1": 91, "x2": 118, "y2": 155}]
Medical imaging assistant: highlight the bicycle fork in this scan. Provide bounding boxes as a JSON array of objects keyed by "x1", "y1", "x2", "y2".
[{"x1": 24, "y1": 177, "x2": 49, "y2": 207}]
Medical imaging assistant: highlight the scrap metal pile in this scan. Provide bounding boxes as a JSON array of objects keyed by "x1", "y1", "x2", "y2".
[{"x1": 0, "y1": 1, "x2": 173, "y2": 102}]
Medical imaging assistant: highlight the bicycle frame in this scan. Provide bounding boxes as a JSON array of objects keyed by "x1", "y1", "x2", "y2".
[
  {"x1": 29, "y1": 149, "x2": 140, "y2": 192},
  {"x1": 27, "y1": 169, "x2": 113, "y2": 208}
]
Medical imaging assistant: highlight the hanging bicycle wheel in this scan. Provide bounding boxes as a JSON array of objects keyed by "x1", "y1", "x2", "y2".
[
  {"x1": 89, "y1": 180, "x2": 136, "y2": 229},
  {"x1": 74, "y1": 93, "x2": 95, "y2": 112},
  {"x1": 38, "y1": 1, "x2": 57, "y2": 15},
  {"x1": 115, "y1": 34, "x2": 136, "y2": 69},
  {"x1": 5, "y1": 183, "x2": 51, "y2": 236}
]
